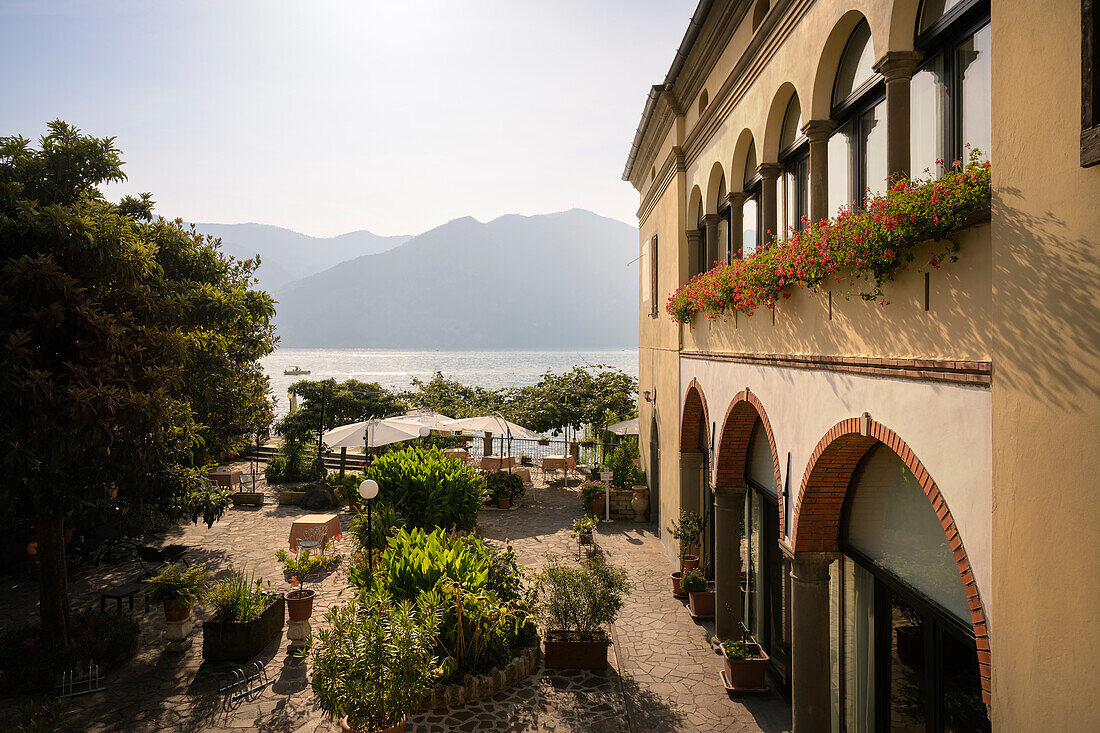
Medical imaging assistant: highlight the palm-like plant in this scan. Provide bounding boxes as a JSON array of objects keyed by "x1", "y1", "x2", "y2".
[{"x1": 144, "y1": 564, "x2": 210, "y2": 618}]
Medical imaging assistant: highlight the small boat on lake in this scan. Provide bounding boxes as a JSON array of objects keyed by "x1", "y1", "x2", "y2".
[{"x1": 283, "y1": 365, "x2": 311, "y2": 375}]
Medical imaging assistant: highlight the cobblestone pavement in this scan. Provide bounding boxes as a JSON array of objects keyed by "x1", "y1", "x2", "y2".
[{"x1": 0, "y1": 463, "x2": 790, "y2": 732}]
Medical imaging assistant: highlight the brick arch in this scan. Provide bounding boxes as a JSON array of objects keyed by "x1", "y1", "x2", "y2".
[
  {"x1": 791, "y1": 417, "x2": 991, "y2": 703},
  {"x1": 679, "y1": 379, "x2": 709, "y2": 454},
  {"x1": 713, "y1": 389, "x2": 783, "y2": 526}
]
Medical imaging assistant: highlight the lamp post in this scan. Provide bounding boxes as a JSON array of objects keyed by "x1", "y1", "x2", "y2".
[{"x1": 358, "y1": 478, "x2": 379, "y2": 579}]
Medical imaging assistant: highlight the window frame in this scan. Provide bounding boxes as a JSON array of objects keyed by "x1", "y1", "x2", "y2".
[
  {"x1": 1084, "y1": 0, "x2": 1100, "y2": 166},
  {"x1": 649, "y1": 234, "x2": 659, "y2": 317},
  {"x1": 780, "y1": 140, "x2": 810, "y2": 236},
  {"x1": 830, "y1": 22, "x2": 887, "y2": 211},
  {"x1": 741, "y1": 177, "x2": 763, "y2": 258}
]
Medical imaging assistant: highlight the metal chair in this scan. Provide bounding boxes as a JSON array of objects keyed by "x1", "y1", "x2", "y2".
[{"x1": 296, "y1": 525, "x2": 327, "y2": 554}]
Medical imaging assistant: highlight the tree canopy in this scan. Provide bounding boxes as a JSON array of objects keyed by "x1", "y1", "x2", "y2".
[
  {"x1": 277, "y1": 378, "x2": 403, "y2": 443},
  {"x1": 0, "y1": 121, "x2": 277, "y2": 649}
]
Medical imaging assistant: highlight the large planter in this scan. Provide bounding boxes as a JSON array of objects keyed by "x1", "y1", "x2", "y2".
[
  {"x1": 723, "y1": 643, "x2": 770, "y2": 691},
  {"x1": 681, "y1": 555, "x2": 700, "y2": 572},
  {"x1": 285, "y1": 589, "x2": 316, "y2": 621},
  {"x1": 340, "y1": 715, "x2": 406, "y2": 733},
  {"x1": 231, "y1": 491, "x2": 265, "y2": 507},
  {"x1": 670, "y1": 571, "x2": 687, "y2": 599},
  {"x1": 631, "y1": 486, "x2": 649, "y2": 522},
  {"x1": 587, "y1": 497, "x2": 605, "y2": 516},
  {"x1": 202, "y1": 594, "x2": 285, "y2": 662},
  {"x1": 688, "y1": 587, "x2": 715, "y2": 619},
  {"x1": 164, "y1": 600, "x2": 194, "y2": 623},
  {"x1": 544, "y1": 635, "x2": 609, "y2": 670}
]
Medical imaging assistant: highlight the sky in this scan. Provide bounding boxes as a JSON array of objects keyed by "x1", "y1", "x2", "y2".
[{"x1": 1, "y1": 0, "x2": 696, "y2": 237}]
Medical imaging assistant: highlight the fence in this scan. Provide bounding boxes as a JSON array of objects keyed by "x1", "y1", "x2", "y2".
[{"x1": 447, "y1": 434, "x2": 622, "y2": 469}]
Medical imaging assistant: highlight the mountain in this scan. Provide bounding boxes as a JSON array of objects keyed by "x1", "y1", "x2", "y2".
[
  {"x1": 191, "y1": 222, "x2": 413, "y2": 291},
  {"x1": 273, "y1": 209, "x2": 638, "y2": 348}
]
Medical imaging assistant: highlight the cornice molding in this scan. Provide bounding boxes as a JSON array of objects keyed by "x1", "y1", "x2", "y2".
[{"x1": 636, "y1": 146, "x2": 684, "y2": 225}]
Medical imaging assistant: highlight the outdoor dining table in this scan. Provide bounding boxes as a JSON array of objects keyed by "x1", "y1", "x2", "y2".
[
  {"x1": 207, "y1": 469, "x2": 242, "y2": 489},
  {"x1": 481, "y1": 455, "x2": 517, "y2": 470},
  {"x1": 444, "y1": 448, "x2": 472, "y2": 463},
  {"x1": 287, "y1": 514, "x2": 342, "y2": 552},
  {"x1": 541, "y1": 454, "x2": 576, "y2": 473}
]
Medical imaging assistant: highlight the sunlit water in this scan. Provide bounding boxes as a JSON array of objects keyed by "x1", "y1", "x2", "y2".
[{"x1": 262, "y1": 348, "x2": 638, "y2": 416}]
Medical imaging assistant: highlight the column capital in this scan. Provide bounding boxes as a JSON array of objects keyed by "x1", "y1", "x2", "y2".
[
  {"x1": 801, "y1": 119, "x2": 835, "y2": 144},
  {"x1": 791, "y1": 551, "x2": 836, "y2": 583},
  {"x1": 757, "y1": 162, "x2": 783, "y2": 181},
  {"x1": 873, "y1": 50, "x2": 923, "y2": 82},
  {"x1": 714, "y1": 485, "x2": 747, "y2": 508},
  {"x1": 680, "y1": 451, "x2": 704, "y2": 469},
  {"x1": 726, "y1": 191, "x2": 749, "y2": 206},
  {"x1": 685, "y1": 229, "x2": 701, "y2": 245},
  {"x1": 702, "y1": 213, "x2": 721, "y2": 225}
]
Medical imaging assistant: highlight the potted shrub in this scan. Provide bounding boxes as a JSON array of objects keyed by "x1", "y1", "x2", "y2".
[
  {"x1": 681, "y1": 569, "x2": 715, "y2": 619},
  {"x1": 533, "y1": 554, "x2": 631, "y2": 670},
  {"x1": 486, "y1": 471, "x2": 523, "y2": 509},
  {"x1": 579, "y1": 481, "x2": 607, "y2": 516},
  {"x1": 326, "y1": 472, "x2": 365, "y2": 511},
  {"x1": 309, "y1": 592, "x2": 440, "y2": 733},
  {"x1": 570, "y1": 515, "x2": 599, "y2": 546},
  {"x1": 668, "y1": 510, "x2": 705, "y2": 571},
  {"x1": 145, "y1": 564, "x2": 211, "y2": 622},
  {"x1": 720, "y1": 639, "x2": 770, "y2": 691},
  {"x1": 276, "y1": 549, "x2": 339, "y2": 621},
  {"x1": 202, "y1": 567, "x2": 285, "y2": 662}
]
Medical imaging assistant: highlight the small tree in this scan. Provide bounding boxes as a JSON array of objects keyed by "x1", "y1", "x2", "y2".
[{"x1": 278, "y1": 378, "x2": 402, "y2": 443}]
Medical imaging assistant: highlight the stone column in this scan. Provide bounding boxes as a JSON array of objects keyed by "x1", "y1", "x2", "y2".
[
  {"x1": 726, "y1": 192, "x2": 748, "y2": 259},
  {"x1": 483, "y1": 431, "x2": 493, "y2": 458},
  {"x1": 757, "y1": 163, "x2": 783, "y2": 246},
  {"x1": 679, "y1": 452, "x2": 704, "y2": 516},
  {"x1": 874, "y1": 51, "x2": 922, "y2": 182},
  {"x1": 802, "y1": 120, "x2": 835, "y2": 223},
  {"x1": 714, "y1": 486, "x2": 747, "y2": 640},
  {"x1": 790, "y1": 552, "x2": 833, "y2": 732},
  {"x1": 685, "y1": 229, "x2": 702, "y2": 278},
  {"x1": 702, "y1": 213, "x2": 721, "y2": 269}
]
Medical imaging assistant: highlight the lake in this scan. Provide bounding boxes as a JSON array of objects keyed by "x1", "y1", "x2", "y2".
[{"x1": 262, "y1": 348, "x2": 638, "y2": 416}]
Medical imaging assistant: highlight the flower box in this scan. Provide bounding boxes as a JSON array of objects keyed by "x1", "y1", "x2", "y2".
[
  {"x1": 231, "y1": 491, "x2": 265, "y2": 507},
  {"x1": 202, "y1": 594, "x2": 285, "y2": 662},
  {"x1": 688, "y1": 587, "x2": 715, "y2": 619},
  {"x1": 543, "y1": 635, "x2": 609, "y2": 670},
  {"x1": 722, "y1": 643, "x2": 770, "y2": 692}
]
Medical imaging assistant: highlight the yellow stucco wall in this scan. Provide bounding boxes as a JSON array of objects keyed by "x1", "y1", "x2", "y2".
[{"x1": 990, "y1": 0, "x2": 1100, "y2": 727}]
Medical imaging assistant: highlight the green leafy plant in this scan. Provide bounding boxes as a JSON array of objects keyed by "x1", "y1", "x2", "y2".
[
  {"x1": 602, "y1": 439, "x2": 646, "y2": 489},
  {"x1": 680, "y1": 569, "x2": 707, "y2": 594},
  {"x1": 13, "y1": 698, "x2": 70, "y2": 733},
  {"x1": 570, "y1": 515, "x2": 599, "y2": 539},
  {"x1": 580, "y1": 481, "x2": 607, "y2": 507},
  {"x1": 667, "y1": 510, "x2": 705, "y2": 561},
  {"x1": 0, "y1": 610, "x2": 140, "y2": 690},
  {"x1": 309, "y1": 592, "x2": 441, "y2": 731},
  {"x1": 366, "y1": 445, "x2": 485, "y2": 531},
  {"x1": 264, "y1": 438, "x2": 325, "y2": 484},
  {"x1": 379, "y1": 528, "x2": 491, "y2": 600},
  {"x1": 325, "y1": 471, "x2": 365, "y2": 502},
  {"x1": 144, "y1": 564, "x2": 211, "y2": 608},
  {"x1": 667, "y1": 152, "x2": 992, "y2": 322},
  {"x1": 531, "y1": 554, "x2": 631, "y2": 644},
  {"x1": 348, "y1": 500, "x2": 405, "y2": 553},
  {"x1": 486, "y1": 471, "x2": 524, "y2": 501},
  {"x1": 720, "y1": 639, "x2": 755, "y2": 660},
  {"x1": 208, "y1": 567, "x2": 276, "y2": 622},
  {"x1": 275, "y1": 548, "x2": 341, "y2": 584}
]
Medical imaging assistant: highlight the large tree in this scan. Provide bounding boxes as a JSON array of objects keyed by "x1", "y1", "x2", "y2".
[
  {"x1": 277, "y1": 378, "x2": 403, "y2": 443},
  {"x1": 0, "y1": 121, "x2": 276, "y2": 651}
]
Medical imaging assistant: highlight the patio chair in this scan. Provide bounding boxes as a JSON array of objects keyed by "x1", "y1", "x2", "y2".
[{"x1": 296, "y1": 525, "x2": 327, "y2": 554}]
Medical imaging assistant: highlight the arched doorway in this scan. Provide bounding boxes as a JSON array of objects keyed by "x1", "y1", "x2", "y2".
[
  {"x1": 649, "y1": 415, "x2": 660, "y2": 527},
  {"x1": 679, "y1": 380, "x2": 710, "y2": 569},
  {"x1": 792, "y1": 418, "x2": 990, "y2": 730}
]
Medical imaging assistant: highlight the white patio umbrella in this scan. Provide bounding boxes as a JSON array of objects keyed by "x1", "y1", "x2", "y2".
[
  {"x1": 389, "y1": 410, "x2": 455, "y2": 431},
  {"x1": 323, "y1": 418, "x2": 424, "y2": 449},
  {"x1": 439, "y1": 416, "x2": 543, "y2": 440},
  {"x1": 607, "y1": 417, "x2": 639, "y2": 436}
]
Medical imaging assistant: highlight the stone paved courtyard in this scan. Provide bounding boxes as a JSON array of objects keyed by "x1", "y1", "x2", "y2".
[{"x1": 0, "y1": 462, "x2": 790, "y2": 732}]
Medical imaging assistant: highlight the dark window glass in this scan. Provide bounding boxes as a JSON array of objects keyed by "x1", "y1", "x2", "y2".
[
  {"x1": 889, "y1": 594, "x2": 929, "y2": 731},
  {"x1": 833, "y1": 21, "x2": 876, "y2": 105}
]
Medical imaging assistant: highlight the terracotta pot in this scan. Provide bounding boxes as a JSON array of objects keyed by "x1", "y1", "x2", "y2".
[
  {"x1": 285, "y1": 589, "x2": 316, "y2": 621},
  {"x1": 587, "y1": 497, "x2": 605, "y2": 516},
  {"x1": 630, "y1": 486, "x2": 649, "y2": 522},
  {"x1": 340, "y1": 715, "x2": 406, "y2": 733},
  {"x1": 670, "y1": 571, "x2": 687, "y2": 598},
  {"x1": 544, "y1": 636, "x2": 609, "y2": 669},
  {"x1": 688, "y1": 589, "x2": 715, "y2": 619},
  {"x1": 164, "y1": 600, "x2": 193, "y2": 622},
  {"x1": 724, "y1": 643, "x2": 770, "y2": 690},
  {"x1": 497, "y1": 497, "x2": 511, "y2": 509},
  {"x1": 681, "y1": 555, "x2": 700, "y2": 572}
]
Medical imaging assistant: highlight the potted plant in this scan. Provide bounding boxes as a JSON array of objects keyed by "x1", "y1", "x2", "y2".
[
  {"x1": 681, "y1": 569, "x2": 715, "y2": 619},
  {"x1": 202, "y1": 567, "x2": 285, "y2": 662},
  {"x1": 533, "y1": 554, "x2": 631, "y2": 670},
  {"x1": 309, "y1": 592, "x2": 440, "y2": 733},
  {"x1": 570, "y1": 515, "x2": 599, "y2": 546},
  {"x1": 486, "y1": 470, "x2": 523, "y2": 509},
  {"x1": 579, "y1": 480, "x2": 607, "y2": 516},
  {"x1": 720, "y1": 639, "x2": 769, "y2": 691},
  {"x1": 276, "y1": 549, "x2": 338, "y2": 622},
  {"x1": 668, "y1": 510, "x2": 704, "y2": 571},
  {"x1": 145, "y1": 564, "x2": 211, "y2": 622}
]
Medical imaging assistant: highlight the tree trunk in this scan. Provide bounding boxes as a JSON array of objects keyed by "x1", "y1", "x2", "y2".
[{"x1": 35, "y1": 497, "x2": 72, "y2": 652}]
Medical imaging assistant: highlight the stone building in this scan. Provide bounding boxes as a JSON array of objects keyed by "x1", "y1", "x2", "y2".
[{"x1": 624, "y1": 0, "x2": 1099, "y2": 729}]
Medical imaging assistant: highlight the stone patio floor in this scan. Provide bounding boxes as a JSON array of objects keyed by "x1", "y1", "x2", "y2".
[{"x1": 0, "y1": 462, "x2": 790, "y2": 732}]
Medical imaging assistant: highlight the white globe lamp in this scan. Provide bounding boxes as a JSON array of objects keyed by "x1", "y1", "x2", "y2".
[{"x1": 358, "y1": 478, "x2": 379, "y2": 501}]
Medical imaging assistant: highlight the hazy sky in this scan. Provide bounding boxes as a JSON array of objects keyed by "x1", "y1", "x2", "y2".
[{"x1": 1, "y1": 1, "x2": 695, "y2": 236}]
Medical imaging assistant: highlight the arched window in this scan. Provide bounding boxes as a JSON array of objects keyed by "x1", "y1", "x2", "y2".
[
  {"x1": 698, "y1": 89, "x2": 709, "y2": 116},
  {"x1": 911, "y1": 0, "x2": 991, "y2": 177},
  {"x1": 779, "y1": 95, "x2": 809, "y2": 237},
  {"x1": 742, "y1": 141, "x2": 761, "y2": 257},
  {"x1": 827, "y1": 20, "x2": 887, "y2": 215},
  {"x1": 836, "y1": 445, "x2": 990, "y2": 730},
  {"x1": 752, "y1": 0, "x2": 770, "y2": 31},
  {"x1": 714, "y1": 175, "x2": 730, "y2": 265}
]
